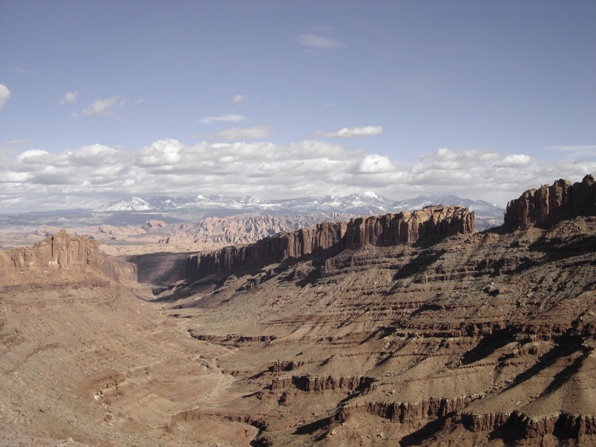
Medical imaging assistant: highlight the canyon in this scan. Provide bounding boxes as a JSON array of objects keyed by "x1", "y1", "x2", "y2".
[
  {"x1": 0, "y1": 192, "x2": 503, "y2": 257},
  {"x1": 0, "y1": 176, "x2": 595, "y2": 446}
]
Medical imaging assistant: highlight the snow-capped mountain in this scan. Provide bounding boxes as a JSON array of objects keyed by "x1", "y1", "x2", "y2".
[
  {"x1": 94, "y1": 193, "x2": 504, "y2": 218},
  {"x1": 94, "y1": 197, "x2": 152, "y2": 212}
]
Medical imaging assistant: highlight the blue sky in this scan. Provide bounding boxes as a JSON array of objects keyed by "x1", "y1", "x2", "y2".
[{"x1": 1, "y1": 0, "x2": 595, "y2": 213}]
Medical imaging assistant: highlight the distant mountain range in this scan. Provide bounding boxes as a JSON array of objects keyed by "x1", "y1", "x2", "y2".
[{"x1": 94, "y1": 192, "x2": 504, "y2": 219}]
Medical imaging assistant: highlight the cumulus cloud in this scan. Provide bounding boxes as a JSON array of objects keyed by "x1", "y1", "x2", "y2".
[
  {"x1": 0, "y1": 84, "x2": 11, "y2": 108},
  {"x1": 295, "y1": 34, "x2": 344, "y2": 49},
  {"x1": 317, "y1": 126, "x2": 383, "y2": 138},
  {"x1": 16, "y1": 149, "x2": 50, "y2": 162},
  {"x1": 82, "y1": 96, "x2": 124, "y2": 116},
  {"x1": 199, "y1": 113, "x2": 246, "y2": 124},
  {"x1": 359, "y1": 154, "x2": 395, "y2": 173},
  {"x1": 1, "y1": 139, "x2": 595, "y2": 213},
  {"x1": 214, "y1": 124, "x2": 272, "y2": 140},
  {"x1": 60, "y1": 90, "x2": 78, "y2": 105},
  {"x1": 494, "y1": 154, "x2": 532, "y2": 168}
]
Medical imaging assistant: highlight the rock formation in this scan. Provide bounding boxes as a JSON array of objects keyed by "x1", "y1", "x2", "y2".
[
  {"x1": 504, "y1": 174, "x2": 596, "y2": 229},
  {"x1": 4, "y1": 176, "x2": 596, "y2": 447},
  {"x1": 186, "y1": 205, "x2": 474, "y2": 278},
  {"x1": 0, "y1": 229, "x2": 137, "y2": 283}
]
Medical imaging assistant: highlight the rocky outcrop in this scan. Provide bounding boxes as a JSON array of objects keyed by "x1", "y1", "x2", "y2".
[
  {"x1": 176, "y1": 213, "x2": 356, "y2": 247},
  {"x1": 336, "y1": 395, "x2": 475, "y2": 427},
  {"x1": 0, "y1": 230, "x2": 137, "y2": 283},
  {"x1": 267, "y1": 361, "x2": 304, "y2": 373},
  {"x1": 504, "y1": 174, "x2": 596, "y2": 229},
  {"x1": 271, "y1": 375, "x2": 374, "y2": 392},
  {"x1": 186, "y1": 206, "x2": 474, "y2": 278},
  {"x1": 460, "y1": 411, "x2": 596, "y2": 438},
  {"x1": 188, "y1": 330, "x2": 277, "y2": 346},
  {"x1": 344, "y1": 206, "x2": 475, "y2": 248}
]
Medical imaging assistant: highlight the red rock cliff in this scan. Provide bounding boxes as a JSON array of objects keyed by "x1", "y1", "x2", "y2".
[
  {"x1": 187, "y1": 206, "x2": 474, "y2": 278},
  {"x1": 504, "y1": 175, "x2": 596, "y2": 229},
  {"x1": 0, "y1": 230, "x2": 137, "y2": 283}
]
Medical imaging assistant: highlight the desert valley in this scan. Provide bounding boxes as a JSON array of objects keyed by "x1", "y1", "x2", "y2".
[{"x1": 1, "y1": 175, "x2": 596, "y2": 447}]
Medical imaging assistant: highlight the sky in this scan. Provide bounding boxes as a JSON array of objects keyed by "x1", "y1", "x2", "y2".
[{"x1": 0, "y1": 0, "x2": 595, "y2": 213}]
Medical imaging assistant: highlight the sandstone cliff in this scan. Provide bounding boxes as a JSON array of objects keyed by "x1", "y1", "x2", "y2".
[
  {"x1": 4, "y1": 178, "x2": 596, "y2": 447},
  {"x1": 504, "y1": 174, "x2": 596, "y2": 229},
  {"x1": 0, "y1": 229, "x2": 137, "y2": 283},
  {"x1": 186, "y1": 206, "x2": 474, "y2": 278}
]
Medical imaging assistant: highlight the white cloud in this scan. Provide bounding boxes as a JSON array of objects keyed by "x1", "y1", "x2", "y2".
[
  {"x1": 82, "y1": 96, "x2": 124, "y2": 116},
  {"x1": 1, "y1": 139, "x2": 595, "y2": 213},
  {"x1": 359, "y1": 154, "x2": 395, "y2": 173},
  {"x1": 295, "y1": 34, "x2": 343, "y2": 49},
  {"x1": 136, "y1": 139, "x2": 185, "y2": 167},
  {"x1": 200, "y1": 113, "x2": 246, "y2": 124},
  {"x1": 214, "y1": 124, "x2": 271, "y2": 140},
  {"x1": 60, "y1": 90, "x2": 78, "y2": 105},
  {"x1": 317, "y1": 126, "x2": 383, "y2": 138},
  {"x1": 64, "y1": 144, "x2": 122, "y2": 166},
  {"x1": 0, "y1": 84, "x2": 11, "y2": 109},
  {"x1": 2, "y1": 172, "x2": 29, "y2": 183},
  {"x1": 232, "y1": 95, "x2": 248, "y2": 103},
  {"x1": 16, "y1": 149, "x2": 50, "y2": 162},
  {"x1": 494, "y1": 154, "x2": 532, "y2": 168}
]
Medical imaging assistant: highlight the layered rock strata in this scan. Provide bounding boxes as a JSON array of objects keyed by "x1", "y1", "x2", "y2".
[
  {"x1": 186, "y1": 206, "x2": 474, "y2": 278},
  {"x1": 3, "y1": 177, "x2": 596, "y2": 447},
  {"x1": 0, "y1": 229, "x2": 136, "y2": 283},
  {"x1": 504, "y1": 174, "x2": 596, "y2": 229}
]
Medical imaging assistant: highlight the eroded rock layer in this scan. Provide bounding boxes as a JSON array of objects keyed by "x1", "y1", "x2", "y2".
[
  {"x1": 504, "y1": 174, "x2": 596, "y2": 229},
  {"x1": 147, "y1": 177, "x2": 596, "y2": 447},
  {"x1": 165, "y1": 214, "x2": 596, "y2": 446},
  {"x1": 2, "y1": 177, "x2": 596, "y2": 447},
  {"x1": 0, "y1": 229, "x2": 137, "y2": 283},
  {"x1": 186, "y1": 205, "x2": 474, "y2": 278}
]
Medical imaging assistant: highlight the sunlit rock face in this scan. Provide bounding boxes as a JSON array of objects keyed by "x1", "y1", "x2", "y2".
[
  {"x1": 187, "y1": 205, "x2": 475, "y2": 278},
  {"x1": 0, "y1": 229, "x2": 136, "y2": 282},
  {"x1": 504, "y1": 174, "x2": 596, "y2": 230}
]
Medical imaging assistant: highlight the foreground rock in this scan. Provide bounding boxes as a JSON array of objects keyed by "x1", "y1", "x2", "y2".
[
  {"x1": 2, "y1": 177, "x2": 596, "y2": 447},
  {"x1": 163, "y1": 176, "x2": 596, "y2": 446}
]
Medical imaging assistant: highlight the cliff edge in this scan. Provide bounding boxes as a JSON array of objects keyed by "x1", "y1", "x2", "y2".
[
  {"x1": 187, "y1": 205, "x2": 474, "y2": 278},
  {"x1": 504, "y1": 174, "x2": 596, "y2": 230},
  {"x1": 0, "y1": 229, "x2": 137, "y2": 284}
]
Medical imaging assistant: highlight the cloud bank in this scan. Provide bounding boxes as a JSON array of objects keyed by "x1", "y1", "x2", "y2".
[{"x1": 2, "y1": 138, "x2": 595, "y2": 213}]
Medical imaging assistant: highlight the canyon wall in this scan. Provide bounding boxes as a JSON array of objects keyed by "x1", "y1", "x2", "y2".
[
  {"x1": 0, "y1": 229, "x2": 137, "y2": 282},
  {"x1": 186, "y1": 206, "x2": 474, "y2": 278},
  {"x1": 504, "y1": 174, "x2": 596, "y2": 230}
]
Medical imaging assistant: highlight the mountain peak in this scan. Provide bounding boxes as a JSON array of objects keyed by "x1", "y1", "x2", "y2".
[{"x1": 93, "y1": 192, "x2": 504, "y2": 225}]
